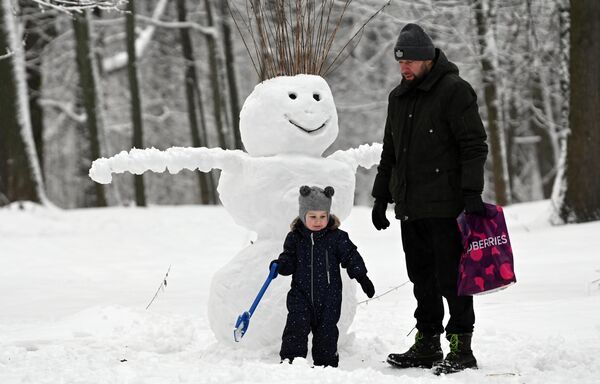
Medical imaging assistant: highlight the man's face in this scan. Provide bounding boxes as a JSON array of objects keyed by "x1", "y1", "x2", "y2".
[{"x1": 399, "y1": 60, "x2": 432, "y2": 82}]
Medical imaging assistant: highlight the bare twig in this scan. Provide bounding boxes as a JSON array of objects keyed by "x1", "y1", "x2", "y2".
[
  {"x1": 590, "y1": 270, "x2": 600, "y2": 292},
  {"x1": 0, "y1": 48, "x2": 14, "y2": 61},
  {"x1": 227, "y1": 1, "x2": 261, "y2": 76},
  {"x1": 39, "y1": 98, "x2": 87, "y2": 123},
  {"x1": 0, "y1": 192, "x2": 10, "y2": 206},
  {"x1": 145, "y1": 265, "x2": 172, "y2": 310},
  {"x1": 228, "y1": 0, "x2": 387, "y2": 80},
  {"x1": 357, "y1": 280, "x2": 410, "y2": 305},
  {"x1": 32, "y1": 0, "x2": 125, "y2": 14},
  {"x1": 324, "y1": 0, "x2": 392, "y2": 76},
  {"x1": 135, "y1": 14, "x2": 216, "y2": 36}
]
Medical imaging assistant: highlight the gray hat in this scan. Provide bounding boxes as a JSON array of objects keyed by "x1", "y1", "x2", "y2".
[
  {"x1": 394, "y1": 23, "x2": 435, "y2": 61},
  {"x1": 298, "y1": 185, "x2": 334, "y2": 225}
]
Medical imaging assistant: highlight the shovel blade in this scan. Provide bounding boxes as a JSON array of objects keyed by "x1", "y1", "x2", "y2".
[{"x1": 233, "y1": 311, "x2": 251, "y2": 342}]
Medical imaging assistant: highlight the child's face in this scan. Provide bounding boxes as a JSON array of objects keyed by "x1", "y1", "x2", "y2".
[{"x1": 305, "y1": 210, "x2": 328, "y2": 231}]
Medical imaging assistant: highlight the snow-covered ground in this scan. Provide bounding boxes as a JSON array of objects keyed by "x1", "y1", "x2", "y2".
[{"x1": 1, "y1": 201, "x2": 599, "y2": 383}]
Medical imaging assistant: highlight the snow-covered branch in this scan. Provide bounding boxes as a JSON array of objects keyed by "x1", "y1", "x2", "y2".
[
  {"x1": 32, "y1": 0, "x2": 126, "y2": 14},
  {"x1": 102, "y1": 0, "x2": 169, "y2": 74},
  {"x1": 39, "y1": 98, "x2": 87, "y2": 123},
  {"x1": 135, "y1": 14, "x2": 216, "y2": 37},
  {"x1": 0, "y1": 47, "x2": 13, "y2": 60}
]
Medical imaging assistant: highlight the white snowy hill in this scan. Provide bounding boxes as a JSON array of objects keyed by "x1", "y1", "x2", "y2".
[{"x1": 1, "y1": 201, "x2": 599, "y2": 383}]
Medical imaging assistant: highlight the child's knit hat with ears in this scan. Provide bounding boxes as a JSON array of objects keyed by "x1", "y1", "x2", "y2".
[{"x1": 298, "y1": 185, "x2": 335, "y2": 225}]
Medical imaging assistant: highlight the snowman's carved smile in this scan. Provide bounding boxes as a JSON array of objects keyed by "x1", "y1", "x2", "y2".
[{"x1": 287, "y1": 117, "x2": 329, "y2": 134}]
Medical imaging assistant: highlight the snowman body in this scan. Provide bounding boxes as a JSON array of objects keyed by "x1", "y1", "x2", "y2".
[
  {"x1": 208, "y1": 154, "x2": 359, "y2": 349},
  {"x1": 205, "y1": 75, "x2": 368, "y2": 349},
  {"x1": 217, "y1": 155, "x2": 356, "y2": 240},
  {"x1": 88, "y1": 74, "x2": 382, "y2": 351}
]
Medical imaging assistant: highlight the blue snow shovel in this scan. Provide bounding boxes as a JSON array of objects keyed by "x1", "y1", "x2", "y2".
[{"x1": 233, "y1": 262, "x2": 278, "y2": 342}]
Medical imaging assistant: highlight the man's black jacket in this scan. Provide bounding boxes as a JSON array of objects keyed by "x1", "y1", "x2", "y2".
[{"x1": 372, "y1": 49, "x2": 488, "y2": 221}]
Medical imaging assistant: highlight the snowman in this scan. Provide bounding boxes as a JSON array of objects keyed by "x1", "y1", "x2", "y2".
[{"x1": 89, "y1": 73, "x2": 381, "y2": 350}]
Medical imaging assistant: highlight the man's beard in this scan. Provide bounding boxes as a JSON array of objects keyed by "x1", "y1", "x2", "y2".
[{"x1": 403, "y1": 72, "x2": 426, "y2": 88}]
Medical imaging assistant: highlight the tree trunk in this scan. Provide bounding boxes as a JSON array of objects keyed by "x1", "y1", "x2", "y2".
[
  {"x1": 0, "y1": 0, "x2": 46, "y2": 206},
  {"x1": 203, "y1": 0, "x2": 228, "y2": 149},
  {"x1": 20, "y1": 1, "x2": 55, "y2": 177},
  {"x1": 72, "y1": 11, "x2": 107, "y2": 207},
  {"x1": 472, "y1": 0, "x2": 511, "y2": 205},
  {"x1": 550, "y1": 0, "x2": 570, "y2": 211},
  {"x1": 126, "y1": 0, "x2": 147, "y2": 207},
  {"x1": 558, "y1": 0, "x2": 600, "y2": 223},
  {"x1": 523, "y1": 0, "x2": 560, "y2": 199},
  {"x1": 221, "y1": 0, "x2": 243, "y2": 150},
  {"x1": 176, "y1": 0, "x2": 216, "y2": 204}
]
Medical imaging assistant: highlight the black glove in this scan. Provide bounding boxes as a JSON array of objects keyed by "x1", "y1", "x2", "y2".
[
  {"x1": 357, "y1": 275, "x2": 375, "y2": 298},
  {"x1": 371, "y1": 200, "x2": 390, "y2": 230},
  {"x1": 271, "y1": 258, "x2": 295, "y2": 276},
  {"x1": 464, "y1": 194, "x2": 486, "y2": 216},
  {"x1": 269, "y1": 259, "x2": 279, "y2": 278}
]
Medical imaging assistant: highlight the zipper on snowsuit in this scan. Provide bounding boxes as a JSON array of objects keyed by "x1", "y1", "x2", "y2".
[
  {"x1": 310, "y1": 233, "x2": 314, "y2": 306},
  {"x1": 325, "y1": 250, "x2": 330, "y2": 285}
]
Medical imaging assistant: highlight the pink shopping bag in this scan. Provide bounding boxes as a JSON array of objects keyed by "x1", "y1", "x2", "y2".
[{"x1": 457, "y1": 203, "x2": 516, "y2": 296}]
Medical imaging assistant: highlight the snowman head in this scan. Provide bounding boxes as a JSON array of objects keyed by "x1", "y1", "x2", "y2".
[{"x1": 239, "y1": 74, "x2": 339, "y2": 157}]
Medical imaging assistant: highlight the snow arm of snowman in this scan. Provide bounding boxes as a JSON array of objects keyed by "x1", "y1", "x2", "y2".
[
  {"x1": 327, "y1": 143, "x2": 382, "y2": 171},
  {"x1": 89, "y1": 146, "x2": 249, "y2": 184}
]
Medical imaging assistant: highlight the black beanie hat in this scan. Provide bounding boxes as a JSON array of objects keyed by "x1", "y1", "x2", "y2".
[{"x1": 394, "y1": 23, "x2": 435, "y2": 61}]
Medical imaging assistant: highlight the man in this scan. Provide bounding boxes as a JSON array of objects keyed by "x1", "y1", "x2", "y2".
[{"x1": 371, "y1": 23, "x2": 488, "y2": 375}]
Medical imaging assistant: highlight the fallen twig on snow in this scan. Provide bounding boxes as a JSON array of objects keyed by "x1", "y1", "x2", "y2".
[
  {"x1": 358, "y1": 280, "x2": 410, "y2": 305},
  {"x1": 145, "y1": 264, "x2": 171, "y2": 310}
]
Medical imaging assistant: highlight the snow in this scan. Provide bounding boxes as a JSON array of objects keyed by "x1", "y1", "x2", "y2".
[{"x1": 1, "y1": 200, "x2": 599, "y2": 383}]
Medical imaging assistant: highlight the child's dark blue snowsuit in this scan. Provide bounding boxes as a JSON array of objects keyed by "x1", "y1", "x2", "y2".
[{"x1": 274, "y1": 216, "x2": 369, "y2": 367}]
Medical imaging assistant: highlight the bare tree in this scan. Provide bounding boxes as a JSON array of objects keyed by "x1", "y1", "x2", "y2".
[
  {"x1": 550, "y1": 0, "x2": 570, "y2": 215},
  {"x1": 126, "y1": 0, "x2": 147, "y2": 206},
  {"x1": 19, "y1": 2, "x2": 57, "y2": 176},
  {"x1": 32, "y1": 0, "x2": 124, "y2": 13},
  {"x1": 228, "y1": 0, "x2": 387, "y2": 79},
  {"x1": 203, "y1": 0, "x2": 228, "y2": 149},
  {"x1": 176, "y1": 0, "x2": 217, "y2": 204},
  {"x1": 72, "y1": 10, "x2": 107, "y2": 206},
  {"x1": 22, "y1": 0, "x2": 575, "y2": 208},
  {"x1": 471, "y1": 0, "x2": 510, "y2": 206},
  {"x1": 221, "y1": 0, "x2": 243, "y2": 150},
  {"x1": 555, "y1": 0, "x2": 600, "y2": 223},
  {"x1": 0, "y1": 0, "x2": 47, "y2": 206}
]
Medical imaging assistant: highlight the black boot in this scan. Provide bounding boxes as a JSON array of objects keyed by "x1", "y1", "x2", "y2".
[
  {"x1": 387, "y1": 331, "x2": 443, "y2": 368},
  {"x1": 433, "y1": 333, "x2": 478, "y2": 375}
]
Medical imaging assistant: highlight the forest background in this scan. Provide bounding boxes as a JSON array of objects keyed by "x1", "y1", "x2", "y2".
[{"x1": 1, "y1": 0, "x2": 598, "y2": 224}]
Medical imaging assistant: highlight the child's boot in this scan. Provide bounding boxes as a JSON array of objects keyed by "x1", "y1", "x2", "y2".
[
  {"x1": 433, "y1": 333, "x2": 478, "y2": 375},
  {"x1": 387, "y1": 331, "x2": 443, "y2": 368}
]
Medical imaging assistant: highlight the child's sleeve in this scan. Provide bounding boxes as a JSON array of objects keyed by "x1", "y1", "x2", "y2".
[
  {"x1": 337, "y1": 231, "x2": 368, "y2": 279},
  {"x1": 275, "y1": 232, "x2": 298, "y2": 276}
]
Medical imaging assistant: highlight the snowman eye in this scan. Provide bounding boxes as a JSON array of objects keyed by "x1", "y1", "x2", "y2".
[
  {"x1": 313, "y1": 93, "x2": 321, "y2": 101},
  {"x1": 288, "y1": 92, "x2": 297, "y2": 100}
]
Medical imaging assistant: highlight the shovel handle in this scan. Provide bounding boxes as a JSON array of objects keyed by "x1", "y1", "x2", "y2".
[{"x1": 248, "y1": 262, "x2": 278, "y2": 317}]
